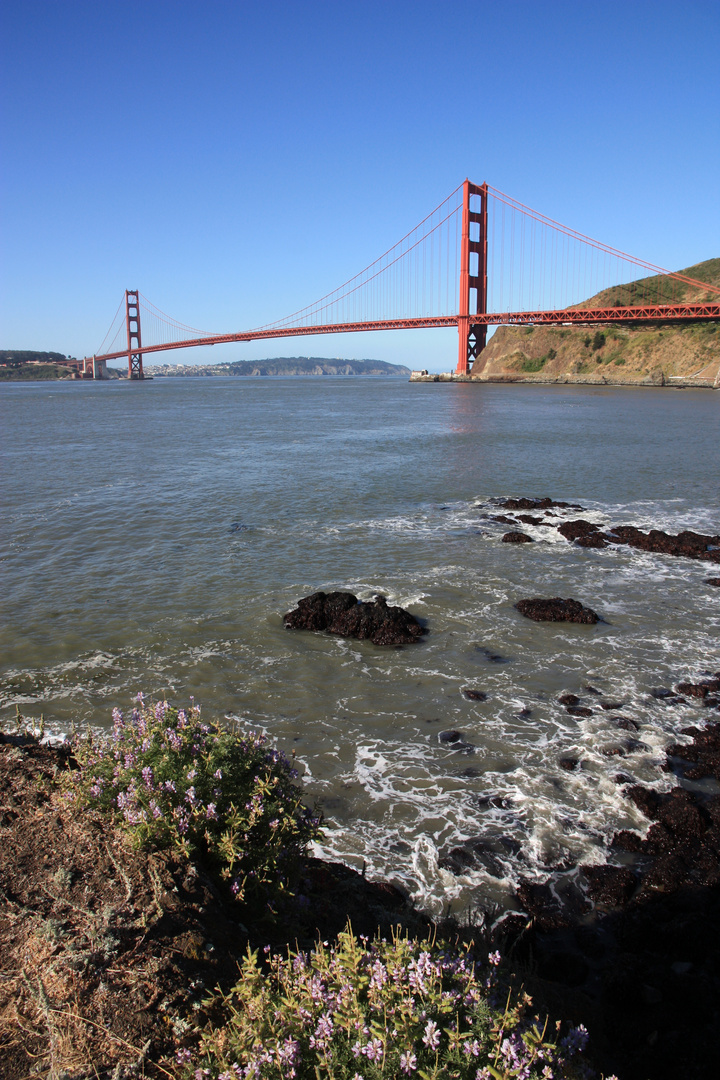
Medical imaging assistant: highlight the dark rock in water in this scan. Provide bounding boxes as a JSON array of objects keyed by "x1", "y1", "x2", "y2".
[
  {"x1": 575, "y1": 532, "x2": 611, "y2": 549},
  {"x1": 557, "y1": 519, "x2": 600, "y2": 541},
  {"x1": 283, "y1": 591, "x2": 427, "y2": 646},
  {"x1": 566, "y1": 705, "x2": 593, "y2": 717},
  {"x1": 515, "y1": 597, "x2": 600, "y2": 624},
  {"x1": 492, "y1": 514, "x2": 516, "y2": 525},
  {"x1": 558, "y1": 693, "x2": 581, "y2": 706},
  {"x1": 650, "y1": 687, "x2": 674, "y2": 699},
  {"x1": 585, "y1": 685, "x2": 602, "y2": 695},
  {"x1": 677, "y1": 678, "x2": 720, "y2": 699},
  {"x1": 477, "y1": 793, "x2": 514, "y2": 809},
  {"x1": 440, "y1": 834, "x2": 521, "y2": 877},
  {"x1": 463, "y1": 688, "x2": 488, "y2": 701},
  {"x1": 515, "y1": 880, "x2": 589, "y2": 932},
  {"x1": 607, "y1": 524, "x2": 720, "y2": 563},
  {"x1": 496, "y1": 497, "x2": 585, "y2": 511},
  {"x1": 475, "y1": 646, "x2": 509, "y2": 663},
  {"x1": 601, "y1": 701, "x2": 626, "y2": 710},
  {"x1": 517, "y1": 707, "x2": 533, "y2": 718},
  {"x1": 623, "y1": 738, "x2": 650, "y2": 753},
  {"x1": 559, "y1": 756, "x2": 580, "y2": 771},
  {"x1": 707, "y1": 577, "x2": 720, "y2": 587},
  {"x1": 438, "y1": 730, "x2": 475, "y2": 753},
  {"x1": 554, "y1": 517, "x2": 720, "y2": 564},
  {"x1": 439, "y1": 839, "x2": 505, "y2": 877},
  {"x1": 517, "y1": 514, "x2": 544, "y2": 525},
  {"x1": 615, "y1": 717, "x2": 641, "y2": 731},
  {"x1": 501, "y1": 531, "x2": 533, "y2": 543},
  {"x1": 459, "y1": 767, "x2": 481, "y2": 778},
  {"x1": 582, "y1": 864, "x2": 638, "y2": 907},
  {"x1": 602, "y1": 746, "x2": 625, "y2": 757},
  {"x1": 627, "y1": 785, "x2": 663, "y2": 819},
  {"x1": 611, "y1": 827, "x2": 643, "y2": 849}
]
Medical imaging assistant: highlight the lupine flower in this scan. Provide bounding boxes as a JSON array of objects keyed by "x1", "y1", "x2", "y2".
[
  {"x1": 561, "y1": 1024, "x2": 589, "y2": 1054},
  {"x1": 363, "y1": 1038, "x2": 383, "y2": 1061},
  {"x1": 400, "y1": 1050, "x2": 417, "y2": 1072},
  {"x1": 422, "y1": 1019, "x2": 441, "y2": 1050}
]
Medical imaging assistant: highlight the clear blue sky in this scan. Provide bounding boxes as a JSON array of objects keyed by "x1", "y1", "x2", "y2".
[{"x1": 2, "y1": 0, "x2": 719, "y2": 371}]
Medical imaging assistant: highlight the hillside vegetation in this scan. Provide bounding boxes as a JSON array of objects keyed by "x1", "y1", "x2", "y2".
[{"x1": 472, "y1": 258, "x2": 720, "y2": 386}]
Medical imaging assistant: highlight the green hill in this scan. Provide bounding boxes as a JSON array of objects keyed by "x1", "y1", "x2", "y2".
[{"x1": 472, "y1": 258, "x2": 720, "y2": 387}]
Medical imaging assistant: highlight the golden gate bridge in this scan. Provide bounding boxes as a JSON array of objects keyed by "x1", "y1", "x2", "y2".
[{"x1": 86, "y1": 180, "x2": 720, "y2": 380}]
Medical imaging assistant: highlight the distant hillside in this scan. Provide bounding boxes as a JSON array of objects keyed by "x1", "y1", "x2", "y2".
[
  {"x1": 0, "y1": 351, "x2": 76, "y2": 380},
  {"x1": 147, "y1": 357, "x2": 411, "y2": 377},
  {"x1": 472, "y1": 258, "x2": 720, "y2": 387}
]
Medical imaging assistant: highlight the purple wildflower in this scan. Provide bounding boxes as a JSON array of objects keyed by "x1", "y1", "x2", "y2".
[
  {"x1": 422, "y1": 1020, "x2": 440, "y2": 1051},
  {"x1": 400, "y1": 1050, "x2": 417, "y2": 1072}
]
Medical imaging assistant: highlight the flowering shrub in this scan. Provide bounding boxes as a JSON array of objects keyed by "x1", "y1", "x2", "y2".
[
  {"x1": 69, "y1": 696, "x2": 321, "y2": 909},
  {"x1": 188, "y1": 928, "x2": 594, "y2": 1079}
]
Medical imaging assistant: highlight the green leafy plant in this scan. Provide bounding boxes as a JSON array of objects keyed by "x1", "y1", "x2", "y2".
[
  {"x1": 520, "y1": 355, "x2": 546, "y2": 373},
  {"x1": 591, "y1": 332, "x2": 605, "y2": 352},
  {"x1": 185, "y1": 927, "x2": 597, "y2": 1079},
  {"x1": 68, "y1": 697, "x2": 321, "y2": 910}
]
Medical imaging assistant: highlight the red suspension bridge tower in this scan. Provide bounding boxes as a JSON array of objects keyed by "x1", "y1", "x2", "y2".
[
  {"x1": 125, "y1": 290, "x2": 144, "y2": 380},
  {"x1": 457, "y1": 180, "x2": 488, "y2": 376}
]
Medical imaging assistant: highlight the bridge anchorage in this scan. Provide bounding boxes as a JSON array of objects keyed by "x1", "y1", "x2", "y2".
[{"x1": 89, "y1": 180, "x2": 720, "y2": 380}]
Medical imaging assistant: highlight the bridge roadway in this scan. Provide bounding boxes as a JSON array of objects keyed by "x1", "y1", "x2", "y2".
[{"x1": 95, "y1": 302, "x2": 720, "y2": 364}]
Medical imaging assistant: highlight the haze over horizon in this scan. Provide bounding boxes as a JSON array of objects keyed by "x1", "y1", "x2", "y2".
[{"x1": 1, "y1": 0, "x2": 719, "y2": 372}]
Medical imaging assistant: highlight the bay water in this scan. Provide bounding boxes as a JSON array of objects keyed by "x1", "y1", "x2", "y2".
[{"x1": 2, "y1": 377, "x2": 718, "y2": 916}]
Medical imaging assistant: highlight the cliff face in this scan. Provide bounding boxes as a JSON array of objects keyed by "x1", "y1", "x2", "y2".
[{"x1": 471, "y1": 258, "x2": 720, "y2": 387}]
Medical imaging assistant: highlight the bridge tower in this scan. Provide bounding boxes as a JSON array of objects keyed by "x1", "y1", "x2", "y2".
[
  {"x1": 125, "y1": 290, "x2": 144, "y2": 379},
  {"x1": 456, "y1": 180, "x2": 488, "y2": 375}
]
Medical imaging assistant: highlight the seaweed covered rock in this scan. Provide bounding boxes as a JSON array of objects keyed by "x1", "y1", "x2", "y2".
[
  {"x1": 283, "y1": 591, "x2": 427, "y2": 646},
  {"x1": 514, "y1": 597, "x2": 600, "y2": 624}
]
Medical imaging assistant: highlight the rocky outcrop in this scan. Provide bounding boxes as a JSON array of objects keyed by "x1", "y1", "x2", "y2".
[
  {"x1": 514, "y1": 597, "x2": 600, "y2": 624},
  {"x1": 558, "y1": 520, "x2": 720, "y2": 564},
  {"x1": 283, "y1": 591, "x2": 427, "y2": 646}
]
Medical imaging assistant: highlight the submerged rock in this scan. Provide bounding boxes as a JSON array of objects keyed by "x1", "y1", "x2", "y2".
[
  {"x1": 501, "y1": 531, "x2": 533, "y2": 543},
  {"x1": 514, "y1": 597, "x2": 600, "y2": 624},
  {"x1": 707, "y1": 577, "x2": 720, "y2": 587},
  {"x1": 438, "y1": 730, "x2": 475, "y2": 753},
  {"x1": 463, "y1": 689, "x2": 488, "y2": 701},
  {"x1": 495, "y1": 497, "x2": 585, "y2": 511},
  {"x1": 283, "y1": 591, "x2": 427, "y2": 646}
]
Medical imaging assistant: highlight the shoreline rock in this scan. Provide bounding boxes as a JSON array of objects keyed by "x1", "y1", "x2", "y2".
[
  {"x1": 283, "y1": 590, "x2": 427, "y2": 646},
  {"x1": 502, "y1": 690, "x2": 720, "y2": 1080},
  {"x1": 514, "y1": 597, "x2": 600, "y2": 624}
]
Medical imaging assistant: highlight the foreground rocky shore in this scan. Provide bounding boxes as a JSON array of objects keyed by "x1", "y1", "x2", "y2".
[
  {"x1": 2, "y1": 676, "x2": 720, "y2": 1079},
  {"x1": 0, "y1": 732, "x2": 430, "y2": 1079}
]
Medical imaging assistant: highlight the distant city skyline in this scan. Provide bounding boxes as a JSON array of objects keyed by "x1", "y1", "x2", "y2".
[{"x1": 2, "y1": 0, "x2": 719, "y2": 371}]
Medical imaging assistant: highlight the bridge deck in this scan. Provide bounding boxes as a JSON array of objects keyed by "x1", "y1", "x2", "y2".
[{"x1": 95, "y1": 303, "x2": 720, "y2": 364}]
